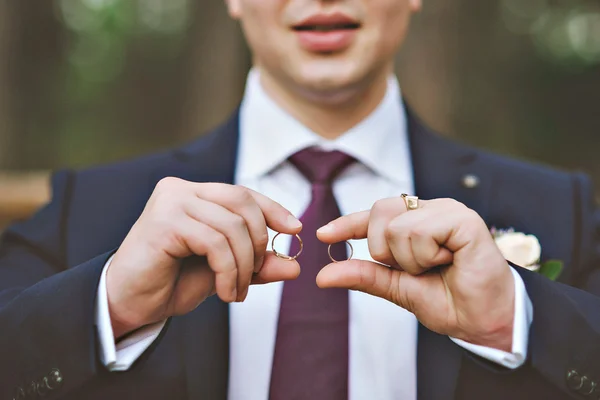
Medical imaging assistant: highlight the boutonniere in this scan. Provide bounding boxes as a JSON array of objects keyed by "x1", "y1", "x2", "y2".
[{"x1": 490, "y1": 227, "x2": 564, "y2": 281}]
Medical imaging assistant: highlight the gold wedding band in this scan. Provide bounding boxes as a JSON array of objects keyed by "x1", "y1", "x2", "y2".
[
  {"x1": 327, "y1": 241, "x2": 354, "y2": 263},
  {"x1": 272, "y1": 232, "x2": 303, "y2": 260},
  {"x1": 401, "y1": 193, "x2": 419, "y2": 211}
]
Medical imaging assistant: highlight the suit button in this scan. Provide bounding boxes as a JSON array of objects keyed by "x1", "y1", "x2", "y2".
[
  {"x1": 567, "y1": 370, "x2": 584, "y2": 391},
  {"x1": 36, "y1": 378, "x2": 51, "y2": 397},
  {"x1": 25, "y1": 381, "x2": 37, "y2": 397},
  {"x1": 46, "y1": 368, "x2": 63, "y2": 389},
  {"x1": 13, "y1": 386, "x2": 25, "y2": 400},
  {"x1": 581, "y1": 379, "x2": 597, "y2": 396}
]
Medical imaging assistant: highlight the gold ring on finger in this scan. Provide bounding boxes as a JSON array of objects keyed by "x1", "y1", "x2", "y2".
[
  {"x1": 401, "y1": 193, "x2": 419, "y2": 211},
  {"x1": 327, "y1": 241, "x2": 354, "y2": 263},
  {"x1": 271, "y1": 232, "x2": 303, "y2": 261}
]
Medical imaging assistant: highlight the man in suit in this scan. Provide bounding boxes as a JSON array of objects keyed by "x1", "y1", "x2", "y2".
[{"x1": 1, "y1": 0, "x2": 600, "y2": 399}]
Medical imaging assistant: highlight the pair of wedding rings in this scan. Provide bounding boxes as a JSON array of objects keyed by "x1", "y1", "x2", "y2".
[
  {"x1": 271, "y1": 233, "x2": 354, "y2": 263},
  {"x1": 271, "y1": 194, "x2": 418, "y2": 262}
]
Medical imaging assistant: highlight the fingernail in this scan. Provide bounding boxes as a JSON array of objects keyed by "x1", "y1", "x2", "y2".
[
  {"x1": 231, "y1": 288, "x2": 237, "y2": 302},
  {"x1": 287, "y1": 215, "x2": 302, "y2": 229},
  {"x1": 317, "y1": 224, "x2": 333, "y2": 234}
]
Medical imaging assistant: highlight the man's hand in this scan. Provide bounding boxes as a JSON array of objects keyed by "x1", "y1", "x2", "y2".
[
  {"x1": 107, "y1": 177, "x2": 302, "y2": 338},
  {"x1": 316, "y1": 197, "x2": 515, "y2": 351}
]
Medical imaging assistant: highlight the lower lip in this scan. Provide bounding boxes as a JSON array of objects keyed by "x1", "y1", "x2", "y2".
[{"x1": 295, "y1": 29, "x2": 357, "y2": 53}]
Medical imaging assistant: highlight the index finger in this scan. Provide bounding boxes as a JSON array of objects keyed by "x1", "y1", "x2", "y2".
[
  {"x1": 316, "y1": 210, "x2": 370, "y2": 243},
  {"x1": 194, "y1": 183, "x2": 302, "y2": 235},
  {"x1": 317, "y1": 195, "x2": 430, "y2": 244},
  {"x1": 247, "y1": 189, "x2": 303, "y2": 234}
]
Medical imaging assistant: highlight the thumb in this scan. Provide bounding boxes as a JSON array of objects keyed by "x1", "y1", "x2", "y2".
[
  {"x1": 251, "y1": 252, "x2": 301, "y2": 285},
  {"x1": 316, "y1": 259, "x2": 414, "y2": 312}
]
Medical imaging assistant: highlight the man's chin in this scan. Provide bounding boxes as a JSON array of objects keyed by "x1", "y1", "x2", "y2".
[{"x1": 290, "y1": 66, "x2": 368, "y2": 103}]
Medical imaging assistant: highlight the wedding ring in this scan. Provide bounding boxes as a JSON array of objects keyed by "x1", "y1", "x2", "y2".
[
  {"x1": 328, "y1": 241, "x2": 354, "y2": 263},
  {"x1": 401, "y1": 193, "x2": 419, "y2": 211},
  {"x1": 272, "y1": 232, "x2": 303, "y2": 260}
]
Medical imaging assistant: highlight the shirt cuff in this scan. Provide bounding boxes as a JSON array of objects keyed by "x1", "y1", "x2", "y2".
[
  {"x1": 95, "y1": 256, "x2": 167, "y2": 372},
  {"x1": 449, "y1": 267, "x2": 533, "y2": 369}
]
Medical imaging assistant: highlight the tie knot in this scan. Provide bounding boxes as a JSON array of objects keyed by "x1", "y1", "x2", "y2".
[{"x1": 289, "y1": 148, "x2": 355, "y2": 185}]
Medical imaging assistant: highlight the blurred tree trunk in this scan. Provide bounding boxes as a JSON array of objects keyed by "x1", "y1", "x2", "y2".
[
  {"x1": 0, "y1": 2, "x2": 16, "y2": 168},
  {"x1": 396, "y1": 1, "x2": 459, "y2": 137},
  {"x1": 449, "y1": 1, "x2": 520, "y2": 150},
  {"x1": 9, "y1": 0, "x2": 65, "y2": 169},
  {"x1": 177, "y1": 1, "x2": 250, "y2": 138}
]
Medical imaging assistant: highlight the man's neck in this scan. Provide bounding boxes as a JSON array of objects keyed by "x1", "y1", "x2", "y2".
[{"x1": 258, "y1": 71, "x2": 389, "y2": 140}]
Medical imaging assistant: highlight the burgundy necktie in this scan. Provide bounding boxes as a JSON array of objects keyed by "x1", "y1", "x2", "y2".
[{"x1": 269, "y1": 148, "x2": 355, "y2": 400}]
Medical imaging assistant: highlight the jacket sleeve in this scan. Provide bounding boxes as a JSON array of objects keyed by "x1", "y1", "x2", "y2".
[
  {"x1": 522, "y1": 172, "x2": 600, "y2": 398},
  {"x1": 0, "y1": 171, "x2": 111, "y2": 399}
]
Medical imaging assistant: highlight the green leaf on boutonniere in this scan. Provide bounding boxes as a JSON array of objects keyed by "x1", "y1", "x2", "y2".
[{"x1": 538, "y1": 260, "x2": 564, "y2": 281}]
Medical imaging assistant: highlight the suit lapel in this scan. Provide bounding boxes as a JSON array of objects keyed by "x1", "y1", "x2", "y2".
[
  {"x1": 151, "y1": 112, "x2": 240, "y2": 400},
  {"x1": 406, "y1": 107, "x2": 493, "y2": 400},
  {"x1": 153, "y1": 111, "x2": 240, "y2": 185},
  {"x1": 407, "y1": 107, "x2": 491, "y2": 219}
]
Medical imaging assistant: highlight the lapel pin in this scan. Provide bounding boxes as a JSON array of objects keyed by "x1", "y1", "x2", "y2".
[{"x1": 462, "y1": 174, "x2": 480, "y2": 189}]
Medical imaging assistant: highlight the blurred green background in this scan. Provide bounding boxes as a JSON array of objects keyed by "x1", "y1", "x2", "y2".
[{"x1": 0, "y1": 0, "x2": 599, "y2": 210}]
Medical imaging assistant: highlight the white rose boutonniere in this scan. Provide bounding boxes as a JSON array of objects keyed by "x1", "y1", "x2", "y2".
[{"x1": 491, "y1": 227, "x2": 563, "y2": 281}]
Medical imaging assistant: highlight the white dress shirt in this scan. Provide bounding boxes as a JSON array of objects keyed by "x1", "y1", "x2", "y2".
[{"x1": 95, "y1": 69, "x2": 533, "y2": 400}]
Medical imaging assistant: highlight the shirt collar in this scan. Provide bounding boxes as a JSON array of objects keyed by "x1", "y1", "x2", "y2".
[{"x1": 236, "y1": 68, "x2": 412, "y2": 185}]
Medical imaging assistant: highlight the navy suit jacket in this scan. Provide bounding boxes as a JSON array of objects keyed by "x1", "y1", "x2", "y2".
[{"x1": 1, "y1": 108, "x2": 599, "y2": 400}]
